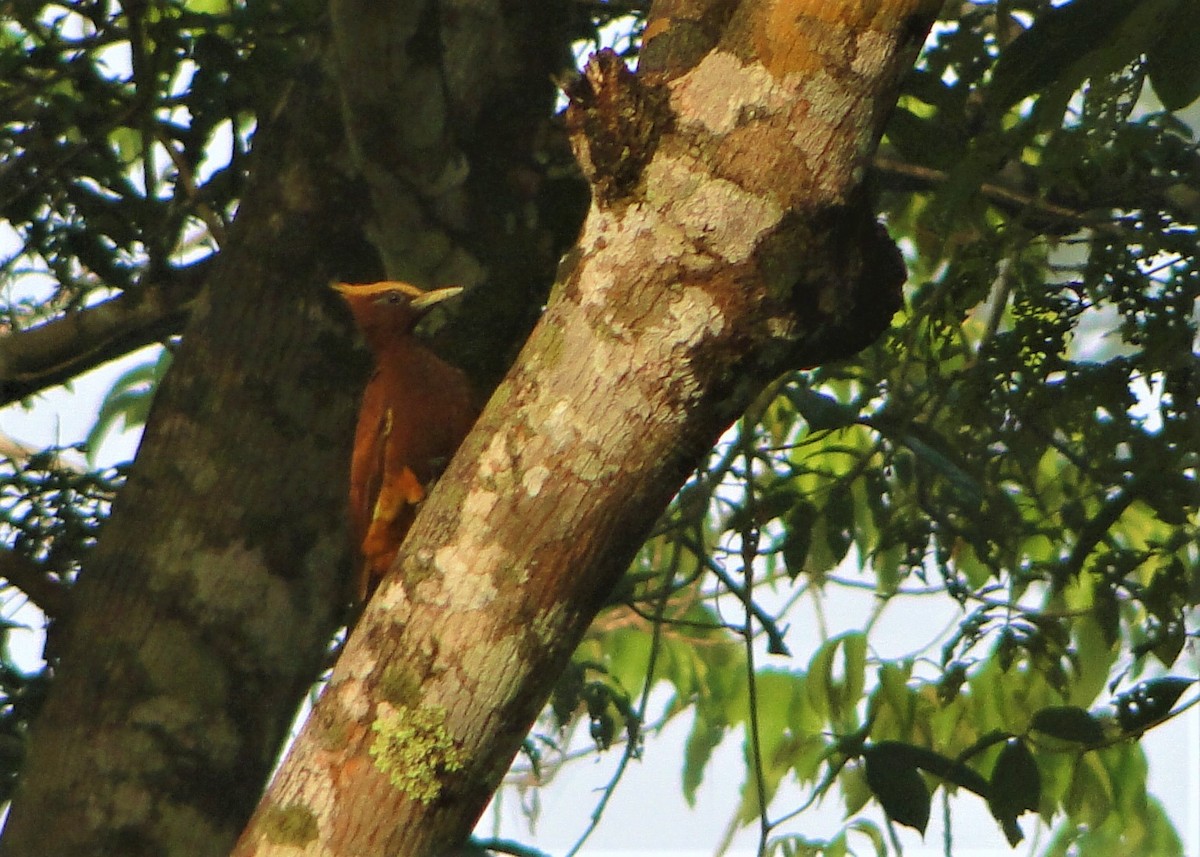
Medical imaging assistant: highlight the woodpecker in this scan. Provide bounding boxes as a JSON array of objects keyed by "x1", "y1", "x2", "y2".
[{"x1": 333, "y1": 281, "x2": 475, "y2": 600}]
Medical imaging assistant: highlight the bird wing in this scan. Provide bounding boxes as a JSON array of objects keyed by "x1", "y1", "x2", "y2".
[
  {"x1": 348, "y1": 373, "x2": 389, "y2": 550},
  {"x1": 347, "y1": 353, "x2": 477, "y2": 600},
  {"x1": 350, "y1": 376, "x2": 431, "y2": 598}
]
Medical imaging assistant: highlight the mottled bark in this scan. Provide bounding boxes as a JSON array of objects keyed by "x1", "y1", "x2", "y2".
[
  {"x1": 235, "y1": 2, "x2": 935, "y2": 855},
  {"x1": 1, "y1": 2, "x2": 578, "y2": 854},
  {"x1": 331, "y1": 0, "x2": 586, "y2": 388},
  {"x1": 1, "y1": 6, "x2": 580, "y2": 854},
  {"x1": 0, "y1": 61, "x2": 372, "y2": 857}
]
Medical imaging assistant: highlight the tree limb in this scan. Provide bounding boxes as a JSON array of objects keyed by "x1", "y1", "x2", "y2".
[
  {"x1": 872, "y1": 153, "x2": 1164, "y2": 238},
  {"x1": 0, "y1": 263, "x2": 207, "y2": 406},
  {"x1": 0, "y1": 550, "x2": 68, "y2": 620},
  {"x1": 234, "y1": 1, "x2": 936, "y2": 852}
]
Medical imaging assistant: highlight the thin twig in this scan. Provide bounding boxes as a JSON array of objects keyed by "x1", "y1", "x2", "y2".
[
  {"x1": 563, "y1": 538, "x2": 678, "y2": 857},
  {"x1": 689, "y1": 545, "x2": 791, "y2": 657},
  {"x1": 737, "y1": 435, "x2": 770, "y2": 857},
  {"x1": 979, "y1": 254, "x2": 1015, "y2": 352},
  {"x1": 158, "y1": 131, "x2": 228, "y2": 248},
  {"x1": 873, "y1": 154, "x2": 1130, "y2": 239}
]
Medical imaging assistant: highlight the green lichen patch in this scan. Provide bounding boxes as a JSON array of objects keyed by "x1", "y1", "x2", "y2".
[
  {"x1": 369, "y1": 704, "x2": 465, "y2": 804},
  {"x1": 530, "y1": 604, "x2": 564, "y2": 648},
  {"x1": 261, "y1": 803, "x2": 319, "y2": 846}
]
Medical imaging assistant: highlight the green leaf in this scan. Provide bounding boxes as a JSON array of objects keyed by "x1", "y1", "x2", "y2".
[
  {"x1": 846, "y1": 820, "x2": 886, "y2": 857},
  {"x1": 820, "y1": 485, "x2": 855, "y2": 569},
  {"x1": 786, "y1": 385, "x2": 859, "y2": 433},
  {"x1": 896, "y1": 429, "x2": 983, "y2": 506},
  {"x1": 1114, "y1": 677, "x2": 1195, "y2": 734},
  {"x1": 806, "y1": 638, "x2": 837, "y2": 724},
  {"x1": 85, "y1": 348, "x2": 172, "y2": 463},
  {"x1": 682, "y1": 720, "x2": 723, "y2": 805},
  {"x1": 902, "y1": 740, "x2": 991, "y2": 797},
  {"x1": 183, "y1": 0, "x2": 233, "y2": 14},
  {"x1": 1030, "y1": 706, "x2": 1105, "y2": 745},
  {"x1": 988, "y1": 739, "x2": 1041, "y2": 847},
  {"x1": 863, "y1": 742, "x2": 930, "y2": 835},
  {"x1": 837, "y1": 633, "x2": 867, "y2": 727},
  {"x1": 603, "y1": 626, "x2": 652, "y2": 700},
  {"x1": 799, "y1": 632, "x2": 868, "y2": 733},
  {"x1": 984, "y1": 0, "x2": 1176, "y2": 117},
  {"x1": 1146, "y1": 1, "x2": 1200, "y2": 109},
  {"x1": 1065, "y1": 751, "x2": 1115, "y2": 826},
  {"x1": 549, "y1": 659, "x2": 585, "y2": 728},
  {"x1": 781, "y1": 500, "x2": 817, "y2": 578},
  {"x1": 108, "y1": 125, "x2": 143, "y2": 166},
  {"x1": 884, "y1": 105, "x2": 966, "y2": 170},
  {"x1": 756, "y1": 482, "x2": 802, "y2": 526},
  {"x1": 841, "y1": 762, "x2": 872, "y2": 818},
  {"x1": 868, "y1": 661, "x2": 918, "y2": 739},
  {"x1": 732, "y1": 670, "x2": 814, "y2": 825},
  {"x1": 1070, "y1": 616, "x2": 1119, "y2": 707}
]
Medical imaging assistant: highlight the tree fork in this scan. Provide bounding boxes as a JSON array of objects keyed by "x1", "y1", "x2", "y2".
[{"x1": 235, "y1": 2, "x2": 937, "y2": 855}]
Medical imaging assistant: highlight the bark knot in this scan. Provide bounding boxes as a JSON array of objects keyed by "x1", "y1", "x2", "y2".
[{"x1": 565, "y1": 49, "x2": 671, "y2": 207}]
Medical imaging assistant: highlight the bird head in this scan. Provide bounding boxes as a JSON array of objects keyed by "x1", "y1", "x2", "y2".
[{"x1": 333, "y1": 281, "x2": 463, "y2": 350}]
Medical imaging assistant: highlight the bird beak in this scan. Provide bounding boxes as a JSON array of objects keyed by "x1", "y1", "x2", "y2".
[
  {"x1": 409, "y1": 285, "x2": 464, "y2": 311},
  {"x1": 330, "y1": 282, "x2": 464, "y2": 309}
]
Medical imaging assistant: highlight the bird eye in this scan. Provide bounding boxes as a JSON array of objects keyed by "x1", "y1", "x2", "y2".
[{"x1": 380, "y1": 292, "x2": 406, "y2": 306}]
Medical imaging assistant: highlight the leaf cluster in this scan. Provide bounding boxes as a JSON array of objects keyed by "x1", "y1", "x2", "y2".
[
  {"x1": 1, "y1": 0, "x2": 315, "y2": 307},
  {"x1": 0, "y1": 447, "x2": 123, "y2": 801},
  {"x1": 854, "y1": 673, "x2": 1194, "y2": 848},
  {"x1": 1, "y1": 446, "x2": 122, "y2": 576}
]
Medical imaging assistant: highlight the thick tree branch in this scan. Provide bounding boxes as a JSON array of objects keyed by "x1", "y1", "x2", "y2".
[
  {"x1": 1, "y1": 4, "x2": 593, "y2": 855},
  {"x1": 235, "y1": 2, "x2": 938, "y2": 854},
  {"x1": 0, "y1": 263, "x2": 207, "y2": 406},
  {"x1": 0, "y1": 55, "x2": 377, "y2": 857},
  {"x1": 0, "y1": 550, "x2": 68, "y2": 619},
  {"x1": 329, "y1": 0, "x2": 586, "y2": 390}
]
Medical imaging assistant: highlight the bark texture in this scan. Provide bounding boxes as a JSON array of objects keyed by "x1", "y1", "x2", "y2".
[
  {"x1": 331, "y1": 0, "x2": 585, "y2": 388},
  {"x1": 0, "y1": 62, "x2": 372, "y2": 857},
  {"x1": 2, "y1": 2, "x2": 577, "y2": 853},
  {"x1": 235, "y1": 2, "x2": 936, "y2": 855}
]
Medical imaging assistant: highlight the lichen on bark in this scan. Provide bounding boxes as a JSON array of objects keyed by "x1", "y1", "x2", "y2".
[{"x1": 369, "y1": 704, "x2": 465, "y2": 804}]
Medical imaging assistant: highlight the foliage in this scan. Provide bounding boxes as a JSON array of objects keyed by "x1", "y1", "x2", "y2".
[
  {"x1": 0, "y1": 446, "x2": 121, "y2": 804},
  {"x1": 0, "y1": 0, "x2": 315, "y2": 305},
  {"x1": 1, "y1": 445, "x2": 121, "y2": 579},
  {"x1": 84, "y1": 345, "x2": 173, "y2": 463},
  {"x1": 1, "y1": 1, "x2": 1197, "y2": 855},
  {"x1": 526, "y1": 3, "x2": 1199, "y2": 854}
]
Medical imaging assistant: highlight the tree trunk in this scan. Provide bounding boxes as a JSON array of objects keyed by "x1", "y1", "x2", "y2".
[
  {"x1": 1, "y1": 2, "x2": 577, "y2": 854},
  {"x1": 0, "y1": 62, "x2": 372, "y2": 857},
  {"x1": 234, "y1": 2, "x2": 935, "y2": 855}
]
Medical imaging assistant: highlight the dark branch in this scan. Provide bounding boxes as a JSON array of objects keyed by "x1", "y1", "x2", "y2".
[
  {"x1": 872, "y1": 153, "x2": 1139, "y2": 238},
  {"x1": 0, "y1": 549, "x2": 68, "y2": 619},
  {"x1": 0, "y1": 262, "x2": 207, "y2": 406}
]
